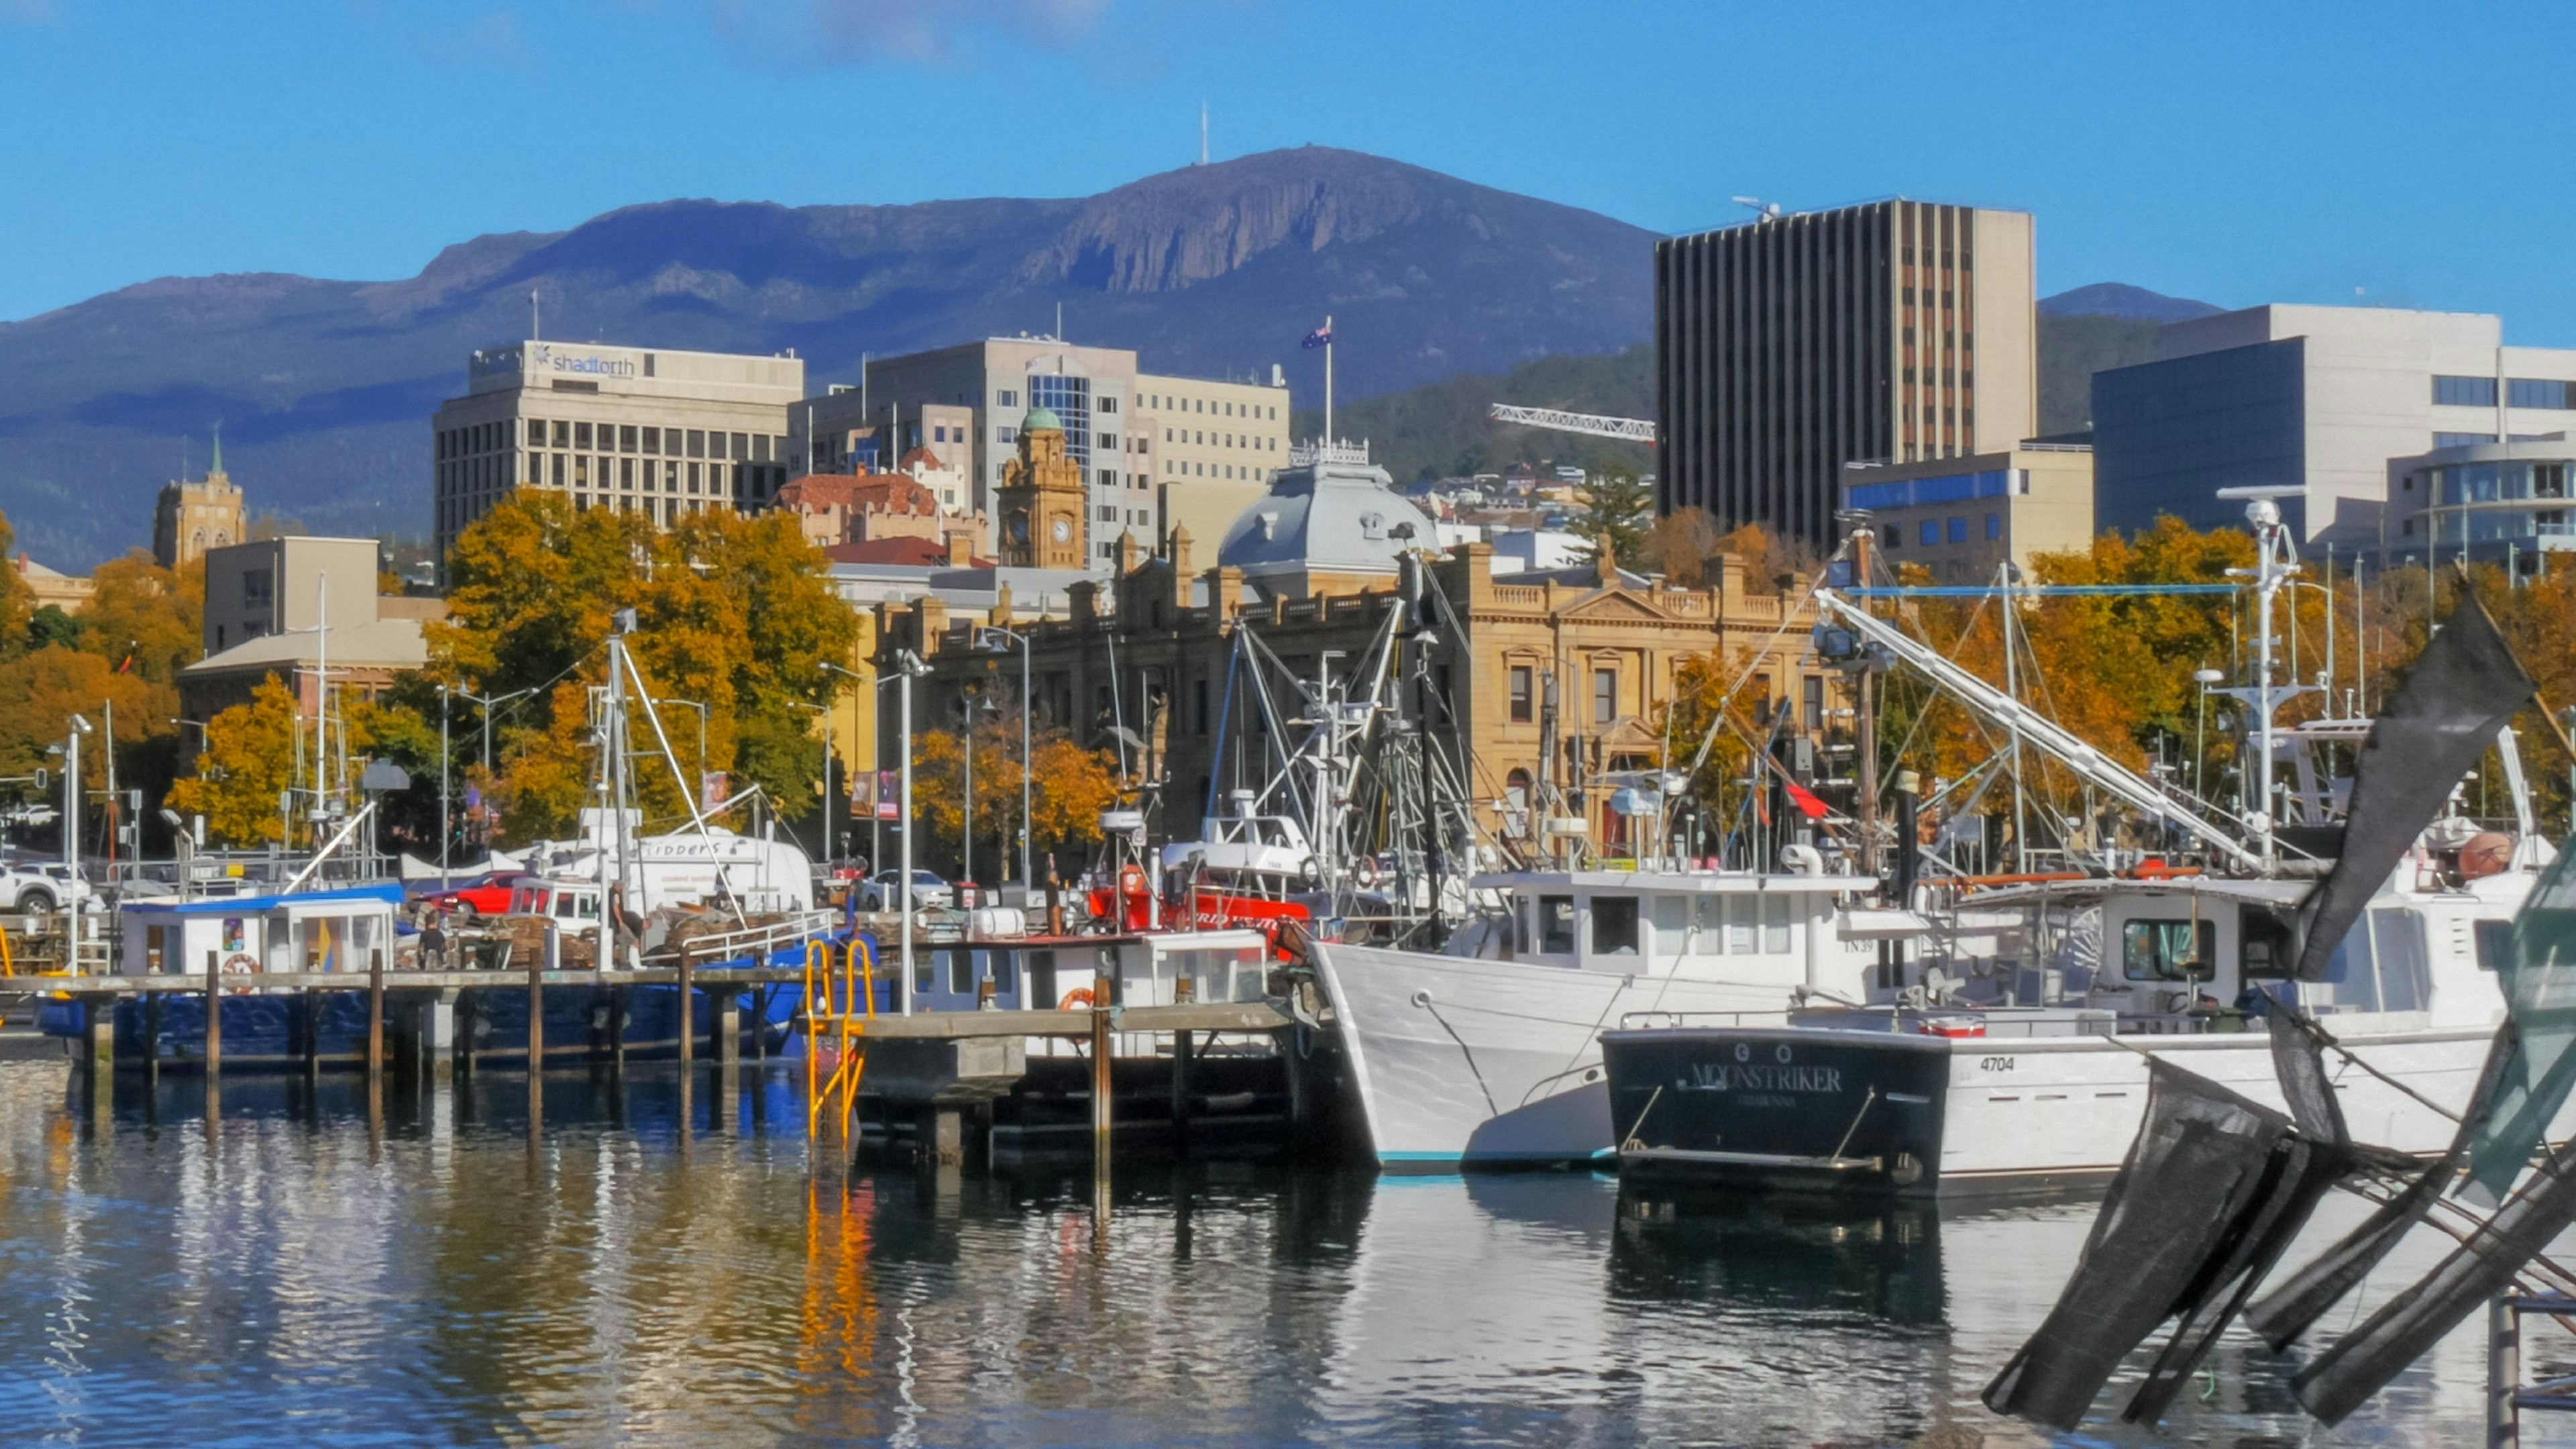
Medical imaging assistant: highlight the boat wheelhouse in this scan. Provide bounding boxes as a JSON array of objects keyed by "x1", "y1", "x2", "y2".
[{"x1": 1313, "y1": 866, "x2": 1911, "y2": 1170}]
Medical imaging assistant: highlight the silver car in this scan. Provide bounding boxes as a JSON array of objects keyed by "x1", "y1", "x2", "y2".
[{"x1": 857, "y1": 869, "x2": 952, "y2": 912}]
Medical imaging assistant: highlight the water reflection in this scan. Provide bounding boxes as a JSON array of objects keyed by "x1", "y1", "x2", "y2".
[{"x1": 0, "y1": 1060, "x2": 2523, "y2": 1447}]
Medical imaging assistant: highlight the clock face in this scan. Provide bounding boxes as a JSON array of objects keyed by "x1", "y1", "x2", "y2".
[{"x1": 1051, "y1": 517, "x2": 1072, "y2": 542}]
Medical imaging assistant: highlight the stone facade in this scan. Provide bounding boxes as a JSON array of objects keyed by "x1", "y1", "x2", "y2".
[
  {"x1": 153, "y1": 453, "x2": 245, "y2": 572},
  {"x1": 876, "y1": 536, "x2": 1821, "y2": 870},
  {"x1": 995, "y1": 414, "x2": 1086, "y2": 570}
]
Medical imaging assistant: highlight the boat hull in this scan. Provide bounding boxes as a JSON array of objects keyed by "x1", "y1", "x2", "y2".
[
  {"x1": 1603, "y1": 1018, "x2": 2516, "y2": 1197},
  {"x1": 1311, "y1": 941, "x2": 1803, "y2": 1170}
]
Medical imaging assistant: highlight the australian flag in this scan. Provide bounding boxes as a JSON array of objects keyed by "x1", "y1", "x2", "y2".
[{"x1": 1301, "y1": 320, "x2": 1332, "y2": 349}]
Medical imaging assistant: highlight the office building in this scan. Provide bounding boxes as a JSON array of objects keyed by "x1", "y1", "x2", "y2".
[
  {"x1": 1843, "y1": 443, "x2": 2094, "y2": 582},
  {"x1": 184, "y1": 537, "x2": 445, "y2": 718},
  {"x1": 790, "y1": 337, "x2": 1291, "y2": 568},
  {"x1": 154, "y1": 429, "x2": 246, "y2": 570},
  {"x1": 429, "y1": 341, "x2": 806, "y2": 576},
  {"x1": 2382, "y1": 436, "x2": 2575, "y2": 577},
  {"x1": 1656, "y1": 201, "x2": 2038, "y2": 547},
  {"x1": 2091, "y1": 306, "x2": 2576, "y2": 546}
]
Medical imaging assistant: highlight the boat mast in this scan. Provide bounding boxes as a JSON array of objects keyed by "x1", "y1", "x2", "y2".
[{"x1": 2216, "y1": 494, "x2": 2314, "y2": 871}]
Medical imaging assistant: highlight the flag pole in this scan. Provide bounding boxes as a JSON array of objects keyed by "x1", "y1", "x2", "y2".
[{"x1": 1324, "y1": 313, "x2": 1334, "y2": 445}]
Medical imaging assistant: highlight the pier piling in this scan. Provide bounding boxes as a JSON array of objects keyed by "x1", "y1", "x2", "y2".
[
  {"x1": 528, "y1": 927, "x2": 548, "y2": 1067},
  {"x1": 677, "y1": 951, "x2": 694, "y2": 1069},
  {"x1": 201, "y1": 948, "x2": 221, "y2": 1081},
  {"x1": 714, "y1": 987, "x2": 739, "y2": 1067},
  {"x1": 366, "y1": 950, "x2": 384, "y2": 1079}
]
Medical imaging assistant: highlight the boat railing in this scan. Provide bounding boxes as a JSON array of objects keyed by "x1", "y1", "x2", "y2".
[
  {"x1": 651, "y1": 908, "x2": 839, "y2": 967},
  {"x1": 1616, "y1": 1010, "x2": 1799, "y2": 1031}
]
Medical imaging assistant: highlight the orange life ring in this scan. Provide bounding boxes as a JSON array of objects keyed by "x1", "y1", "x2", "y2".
[
  {"x1": 1118, "y1": 864, "x2": 1148, "y2": 899},
  {"x1": 219, "y1": 953, "x2": 258, "y2": 996},
  {"x1": 1057, "y1": 986, "x2": 1095, "y2": 1010}
]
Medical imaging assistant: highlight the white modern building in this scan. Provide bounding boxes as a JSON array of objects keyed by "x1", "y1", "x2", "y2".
[
  {"x1": 2092, "y1": 306, "x2": 2576, "y2": 547},
  {"x1": 2381, "y1": 435, "x2": 2576, "y2": 578},
  {"x1": 430, "y1": 341, "x2": 806, "y2": 576},
  {"x1": 790, "y1": 336, "x2": 1291, "y2": 569}
]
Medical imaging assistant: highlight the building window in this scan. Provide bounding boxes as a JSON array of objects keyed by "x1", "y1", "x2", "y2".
[
  {"x1": 574, "y1": 421, "x2": 592, "y2": 450},
  {"x1": 619, "y1": 425, "x2": 638, "y2": 453},
  {"x1": 2509, "y1": 378, "x2": 2576, "y2": 410},
  {"x1": 1882, "y1": 525, "x2": 1900, "y2": 551},
  {"x1": 2434, "y1": 375, "x2": 2500, "y2": 407},
  {"x1": 1919, "y1": 519, "x2": 1938, "y2": 547},
  {"x1": 1509, "y1": 666, "x2": 1534, "y2": 722},
  {"x1": 2435, "y1": 432, "x2": 2500, "y2": 449},
  {"x1": 1592, "y1": 668, "x2": 1616, "y2": 724},
  {"x1": 1985, "y1": 511, "x2": 2000, "y2": 540},
  {"x1": 997, "y1": 389, "x2": 1017, "y2": 408},
  {"x1": 1947, "y1": 517, "x2": 1966, "y2": 543}
]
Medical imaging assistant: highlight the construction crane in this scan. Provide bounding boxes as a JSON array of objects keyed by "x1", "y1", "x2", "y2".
[{"x1": 1486, "y1": 403, "x2": 1656, "y2": 443}]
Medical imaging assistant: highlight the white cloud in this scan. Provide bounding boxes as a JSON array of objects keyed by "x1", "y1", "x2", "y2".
[{"x1": 710, "y1": 0, "x2": 1113, "y2": 67}]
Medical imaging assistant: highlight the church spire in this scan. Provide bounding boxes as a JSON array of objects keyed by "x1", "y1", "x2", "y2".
[{"x1": 209, "y1": 419, "x2": 223, "y2": 478}]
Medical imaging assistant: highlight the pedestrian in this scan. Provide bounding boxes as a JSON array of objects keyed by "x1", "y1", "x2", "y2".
[{"x1": 420, "y1": 912, "x2": 447, "y2": 973}]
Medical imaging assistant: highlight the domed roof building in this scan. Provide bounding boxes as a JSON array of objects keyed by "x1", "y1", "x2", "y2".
[{"x1": 1216, "y1": 443, "x2": 1438, "y2": 599}]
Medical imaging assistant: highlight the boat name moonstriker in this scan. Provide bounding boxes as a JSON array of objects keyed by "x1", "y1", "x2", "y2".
[{"x1": 1680, "y1": 1059, "x2": 1844, "y2": 1095}]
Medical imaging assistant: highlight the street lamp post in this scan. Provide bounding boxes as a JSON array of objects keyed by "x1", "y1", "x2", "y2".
[
  {"x1": 2193, "y1": 667, "x2": 2226, "y2": 805},
  {"x1": 451, "y1": 684, "x2": 539, "y2": 853},
  {"x1": 894, "y1": 651, "x2": 929, "y2": 1008},
  {"x1": 787, "y1": 700, "x2": 833, "y2": 869},
  {"x1": 974, "y1": 626, "x2": 1034, "y2": 889},
  {"x1": 820, "y1": 662, "x2": 872, "y2": 871},
  {"x1": 437, "y1": 686, "x2": 451, "y2": 888}
]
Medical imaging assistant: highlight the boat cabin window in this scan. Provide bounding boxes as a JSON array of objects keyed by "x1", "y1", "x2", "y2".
[
  {"x1": 914, "y1": 949, "x2": 936, "y2": 996},
  {"x1": 1592, "y1": 896, "x2": 1640, "y2": 957},
  {"x1": 1652, "y1": 896, "x2": 1688, "y2": 953},
  {"x1": 950, "y1": 949, "x2": 975, "y2": 995},
  {"x1": 1692, "y1": 897, "x2": 1725, "y2": 954},
  {"x1": 2240, "y1": 906, "x2": 2298, "y2": 979},
  {"x1": 1538, "y1": 896, "x2": 1576, "y2": 955},
  {"x1": 1764, "y1": 895, "x2": 1792, "y2": 954},
  {"x1": 2373, "y1": 909, "x2": 2428, "y2": 1012},
  {"x1": 2475, "y1": 920, "x2": 2514, "y2": 971},
  {"x1": 2122, "y1": 919, "x2": 2215, "y2": 982},
  {"x1": 1727, "y1": 896, "x2": 1757, "y2": 953}
]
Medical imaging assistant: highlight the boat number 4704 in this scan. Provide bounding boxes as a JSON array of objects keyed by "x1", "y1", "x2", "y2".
[{"x1": 1979, "y1": 1057, "x2": 2017, "y2": 1073}]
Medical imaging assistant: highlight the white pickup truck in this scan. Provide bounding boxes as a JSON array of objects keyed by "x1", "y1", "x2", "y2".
[{"x1": 0, "y1": 862, "x2": 93, "y2": 913}]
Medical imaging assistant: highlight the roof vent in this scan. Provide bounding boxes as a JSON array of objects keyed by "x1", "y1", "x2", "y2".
[
  {"x1": 1258, "y1": 511, "x2": 1279, "y2": 540},
  {"x1": 1360, "y1": 512, "x2": 1385, "y2": 541}
]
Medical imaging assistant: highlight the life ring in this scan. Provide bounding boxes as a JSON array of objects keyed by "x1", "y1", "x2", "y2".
[
  {"x1": 1057, "y1": 986, "x2": 1095, "y2": 1010},
  {"x1": 1118, "y1": 864, "x2": 1149, "y2": 899},
  {"x1": 1355, "y1": 859, "x2": 1383, "y2": 890},
  {"x1": 220, "y1": 953, "x2": 258, "y2": 996}
]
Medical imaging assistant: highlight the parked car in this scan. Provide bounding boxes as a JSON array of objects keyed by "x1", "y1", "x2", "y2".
[
  {"x1": 857, "y1": 869, "x2": 953, "y2": 912},
  {"x1": 421, "y1": 870, "x2": 533, "y2": 920},
  {"x1": 0, "y1": 861, "x2": 94, "y2": 913}
]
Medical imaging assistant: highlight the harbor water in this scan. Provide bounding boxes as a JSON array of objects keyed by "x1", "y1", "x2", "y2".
[{"x1": 0, "y1": 1057, "x2": 2555, "y2": 1448}]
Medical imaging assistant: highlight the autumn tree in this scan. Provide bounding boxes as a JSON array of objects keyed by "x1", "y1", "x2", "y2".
[
  {"x1": 1642, "y1": 507, "x2": 1723, "y2": 587},
  {"x1": 165, "y1": 677, "x2": 297, "y2": 846},
  {"x1": 432, "y1": 492, "x2": 858, "y2": 843},
  {"x1": 908, "y1": 717, "x2": 1118, "y2": 881}
]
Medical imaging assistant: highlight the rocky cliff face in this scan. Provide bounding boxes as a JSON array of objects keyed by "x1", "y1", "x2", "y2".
[{"x1": 0, "y1": 147, "x2": 1654, "y2": 565}]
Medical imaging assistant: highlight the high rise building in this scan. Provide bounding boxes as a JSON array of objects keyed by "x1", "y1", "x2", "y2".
[
  {"x1": 154, "y1": 425, "x2": 246, "y2": 570},
  {"x1": 2090, "y1": 305, "x2": 2576, "y2": 546},
  {"x1": 429, "y1": 341, "x2": 805, "y2": 578},
  {"x1": 1655, "y1": 201, "x2": 2038, "y2": 547},
  {"x1": 790, "y1": 337, "x2": 1290, "y2": 569}
]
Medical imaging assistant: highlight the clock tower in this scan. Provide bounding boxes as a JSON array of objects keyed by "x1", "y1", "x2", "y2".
[{"x1": 997, "y1": 404, "x2": 1086, "y2": 569}]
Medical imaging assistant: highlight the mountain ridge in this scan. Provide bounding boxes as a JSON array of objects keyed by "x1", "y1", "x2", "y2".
[{"x1": 0, "y1": 146, "x2": 1656, "y2": 566}]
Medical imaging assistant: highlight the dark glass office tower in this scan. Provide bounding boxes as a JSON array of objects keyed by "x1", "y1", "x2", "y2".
[{"x1": 1655, "y1": 201, "x2": 2035, "y2": 548}]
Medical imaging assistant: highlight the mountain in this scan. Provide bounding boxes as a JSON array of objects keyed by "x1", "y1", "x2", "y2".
[
  {"x1": 2039, "y1": 282, "x2": 2222, "y2": 324},
  {"x1": 0, "y1": 148, "x2": 1656, "y2": 566}
]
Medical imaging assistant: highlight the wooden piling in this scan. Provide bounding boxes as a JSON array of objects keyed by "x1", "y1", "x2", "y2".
[
  {"x1": 1089, "y1": 969, "x2": 1114, "y2": 1187},
  {"x1": 143, "y1": 991, "x2": 161, "y2": 1087},
  {"x1": 714, "y1": 988, "x2": 740, "y2": 1067},
  {"x1": 300, "y1": 989, "x2": 321, "y2": 1078},
  {"x1": 202, "y1": 948, "x2": 221, "y2": 1079},
  {"x1": 1171, "y1": 1028, "x2": 1195, "y2": 1136},
  {"x1": 527, "y1": 928, "x2": 547, "y2": 1069},
  {"x1": 366, "y1": 949, "x2": 385, "y2": 1078},
  {"x1": 677, "y1": 949, "x2": 694, "y2": 1069}
]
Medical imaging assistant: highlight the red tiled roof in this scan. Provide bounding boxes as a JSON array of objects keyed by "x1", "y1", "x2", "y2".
[
  {"x1": 822, "y1": 536, "x2": 988, "y2": 568},
  {"x1": 776, "y1": 470, "x2": 942, "y2": 515}
]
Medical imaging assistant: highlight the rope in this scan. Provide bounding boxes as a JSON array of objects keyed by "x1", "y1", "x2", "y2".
[
  {"x1": 1418, "y1": 998, "x2": 1500, "y2": 1118},
  {"x1": 1619, "y1": 1083, "x2": 1664, "y2": 1152}
]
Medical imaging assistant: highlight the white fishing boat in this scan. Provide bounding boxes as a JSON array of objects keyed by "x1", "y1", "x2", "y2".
[
  {"x1": 1603, "y1": 851, "x2": 2549, "y2": 1195},
  {"x1": 1311, "y1": 865, "x2": 1920, "y2": 1168}
]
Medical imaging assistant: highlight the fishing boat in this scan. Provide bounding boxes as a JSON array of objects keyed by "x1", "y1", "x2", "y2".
[{"x1": 1601, "y1": 496, "x2": 2572, "y2": 1196}]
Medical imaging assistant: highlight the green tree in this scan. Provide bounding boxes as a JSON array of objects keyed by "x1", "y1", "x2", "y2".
[
  {"x1": 1574, "y1": 472, "x2": 1655, "y2": 572},
  {"x1": 26, "y1": 606, "x2": 77, "y2": 652}
]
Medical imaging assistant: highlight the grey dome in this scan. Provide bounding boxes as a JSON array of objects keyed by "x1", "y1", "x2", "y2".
[{"x1": 1217, "y1": 457, "x2": 1436, "y2": 579}]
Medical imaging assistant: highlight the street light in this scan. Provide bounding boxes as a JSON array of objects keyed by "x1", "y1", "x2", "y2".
[
  {"x1": 2193, "y1": 667, "x2": 2226, "y2": 805},
  {"x1": 893, "y1": 650, "x2": 931, "y2": 1006},
  {"x1": 450, "y1": 683, "x2": 539, "y2": 859},
  {"x1": 786, "y1": 700, "x2": 834, "y2": 869},
  {"x1": 821, "y1": 661, "x2": 871, "y2": 869},
  {"x1": 62, "y1": 714, "x2": 91, "y2": 963},
  {"x1": 974, "y1": 625, "x2": 1034, "y2": 889}
]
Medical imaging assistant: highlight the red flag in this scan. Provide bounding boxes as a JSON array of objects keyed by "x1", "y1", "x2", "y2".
[
  {"x1": 1783, "y1": 780, "x2": 1830, "y2": 820},
  {"x1": 115, "y1": 652, "x2": 133, "y2": 674}
]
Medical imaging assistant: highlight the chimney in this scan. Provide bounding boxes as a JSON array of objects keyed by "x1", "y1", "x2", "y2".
[
  {"x1": 947, "y1": 531, "x2": 973, "y2": 568},
  {"x1": 1169, "y1": 523, "x2": 1193, "y2": 579}
]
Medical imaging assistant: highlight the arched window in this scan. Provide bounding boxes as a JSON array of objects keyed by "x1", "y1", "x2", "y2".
[{"x1": 1505, "y1": 768, "x2": 1534, "y2": 839}]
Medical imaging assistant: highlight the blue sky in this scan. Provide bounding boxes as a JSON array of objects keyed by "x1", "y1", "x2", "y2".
[{"x1": 4, "y1": 0, "x2": 2571, "y2": 339}]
